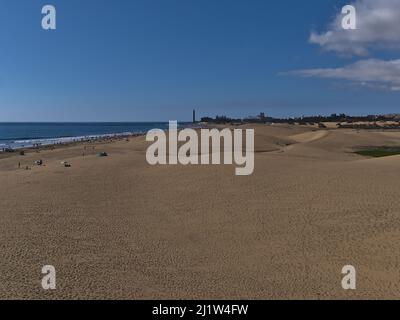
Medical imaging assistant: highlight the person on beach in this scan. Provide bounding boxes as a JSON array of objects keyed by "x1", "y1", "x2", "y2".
[{"x1": 18, "y1": 162, "x2": 20, "y2": 169}]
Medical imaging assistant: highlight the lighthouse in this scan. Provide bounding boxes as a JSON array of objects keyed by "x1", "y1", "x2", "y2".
[{"x1": 193, "y1": 109, "x2": 196, "y2": 123}]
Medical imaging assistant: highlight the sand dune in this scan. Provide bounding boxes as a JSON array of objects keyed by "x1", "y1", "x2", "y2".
[
  {"x1": 289, "y1": 130, "x2": 329, "y2": 143},
  {"x1": 1, "y1": 124, "x2": 400, "y2": 299}
]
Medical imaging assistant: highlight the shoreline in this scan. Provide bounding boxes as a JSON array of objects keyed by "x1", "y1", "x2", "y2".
[
  {"x1": 0, "y1": 131, "x2": 146, "y2": 151},
  {"x1": 0, "y1": 123, "x2": 208, "y2": 165},
  {"x1": 0, "y1": 132, "x2": 145, "y2": 161},
  {"x1": 0, "y1": 122, "x2": 203, "y2": 153}
]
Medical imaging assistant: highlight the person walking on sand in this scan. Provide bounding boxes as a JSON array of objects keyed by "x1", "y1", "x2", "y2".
[{"x1": 18, "y1": 162, "x2": 20, "y2": 169}]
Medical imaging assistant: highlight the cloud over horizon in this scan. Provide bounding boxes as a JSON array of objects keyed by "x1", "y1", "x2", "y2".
[
  {"x1": 310, "y1": 0, "x2": 400, "y2": 56},
  {"x1": 288, "y1": 0, "x2": 400, "y2": 91},
  {"x1": 288, "y1": 59, "x2": 400, "y2": 91}
]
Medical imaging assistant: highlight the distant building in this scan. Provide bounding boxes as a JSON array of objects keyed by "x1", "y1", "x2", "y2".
[
  {"x1": 193, "y1": 109, "x2": 196, "y2": 123},
  {"x1": 258, "y1": 112, "x2": 267, "y2": 123}
]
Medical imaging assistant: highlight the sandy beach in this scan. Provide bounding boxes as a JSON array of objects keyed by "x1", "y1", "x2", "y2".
[{"x1": 1, "y1": 124, "x2": 400, "y2": 299}]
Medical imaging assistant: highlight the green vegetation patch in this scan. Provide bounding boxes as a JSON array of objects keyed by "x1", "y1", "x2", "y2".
[{"x1": 355, "y1": 147, "x2": 400, "y2": 158}]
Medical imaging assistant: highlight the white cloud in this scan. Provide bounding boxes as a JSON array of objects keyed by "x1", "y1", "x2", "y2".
[
  {"x1": 311, "y1": 0, "x2": 400, "y2": 56},
  {"x1": 289, "y1": 59, "x2": 400, "y2": 91}
]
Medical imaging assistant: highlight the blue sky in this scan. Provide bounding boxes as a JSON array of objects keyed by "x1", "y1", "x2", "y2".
[{"x1": 1, "y1": 0, "x2": 400, "y2": 121}]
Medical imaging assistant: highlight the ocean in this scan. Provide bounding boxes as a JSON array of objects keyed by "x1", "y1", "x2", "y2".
[{"x1": 0, "y1": 122, "x2": 189, "y2": 150}]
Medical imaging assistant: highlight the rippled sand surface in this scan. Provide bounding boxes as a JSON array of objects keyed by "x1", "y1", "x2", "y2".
[{"x1": 1, "y1": 125, "x2": 400, "y2": 299}]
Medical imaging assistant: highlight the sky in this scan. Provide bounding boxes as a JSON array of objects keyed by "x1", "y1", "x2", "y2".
[{"x1": 1, "y1": 0, "x2": 400, "y2": 122}]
